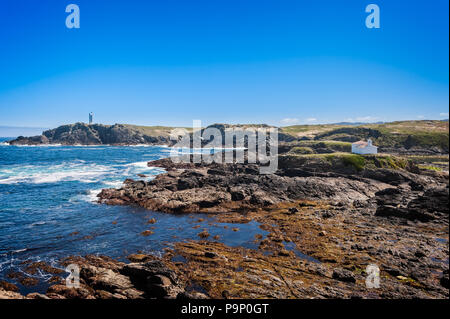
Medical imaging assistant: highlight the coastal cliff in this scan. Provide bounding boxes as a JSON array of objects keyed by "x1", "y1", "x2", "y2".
[
  {"x1": 8, "y1": 123, "x2": 185, "y2": 146},
  {"x1": 7, "y1": 122, "x2": 295, "y2": 146}
]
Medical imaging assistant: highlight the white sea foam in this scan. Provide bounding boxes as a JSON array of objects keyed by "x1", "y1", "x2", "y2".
[
  {"x1": 124, "y1": 162, "x2": 165, "y2": 174},
  {"x1": 68, "y1": 161, "x2": 165, "y2": 203},
  {"x1": 0, "y1": 162, "x2": 112, "y2": 185},
  {"x1": 30, "y1": 221, "x2": 46, "y2": 227},
  {"x1": 5, "y1": 143, "x2": 167, "y2": 148},
  {"x1": 12, "y1": 144, "x2": 63, "y2": 147},
  {"x1": 69, "y1": 188, "x2": 104, "y2": 203},
  {"x1": 11, "y1": 248, "x2": 27, "y2": 253},
  {"x1": 103, "y1": 180, "x2": 124, "y2": 188},
  {"x1": 161, "y1": 147, "x2": 246, "y2": 155},
  {"x1": 124, "y1": 161, "x2": 150, "y2": 168},
  {"x1": 126, "y1": 144, "x2": 169, "y2": 147},
  {"x1": 85, "y1": 188, "x2": 104, "y2": 202},
  {"x1": 32, "y1": 171, "x2": 102, "y2": 184}
]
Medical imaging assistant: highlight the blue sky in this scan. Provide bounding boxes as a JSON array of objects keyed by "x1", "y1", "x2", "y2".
[{"x1": 0, "y1": 0, "x2": 448, "y2": 133}]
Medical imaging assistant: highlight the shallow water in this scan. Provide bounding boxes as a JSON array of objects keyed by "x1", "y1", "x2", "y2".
[{"x1": 0, "y1": 138, "x2": 268, "y2": 294}]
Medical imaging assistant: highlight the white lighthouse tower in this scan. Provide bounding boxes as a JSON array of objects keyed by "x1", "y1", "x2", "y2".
[{"x1": 89, "y1": 112, "x2": 93, "y2": 124}]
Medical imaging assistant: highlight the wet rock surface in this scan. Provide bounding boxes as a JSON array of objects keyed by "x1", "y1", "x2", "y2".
[
  {"x1": 95, "y1": 156, "x2": 449, "y2": 298},
  {"x1": 3, "y1": 155, "x2": 448, "y2": 299},
  {"x1": 97, "y1": 157, "x2": 446, "y2": 218},
  {"x1": 1, "y1": 255, "x2": 187, "y2": 299},
  {"x1": 97, "y1": 158, "x2": 398, "y2": 213}
]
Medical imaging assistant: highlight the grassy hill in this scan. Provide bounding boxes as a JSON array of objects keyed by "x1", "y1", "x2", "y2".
[
  {"x1": 278, "y1": 153, "x2": 416, "y2": 174},
  {"x1": 120, "y1": 124, "x2": 193, "y2": 137},
  {"x1": 280, "y1": 120, "x2": 449, "y2": 153}
]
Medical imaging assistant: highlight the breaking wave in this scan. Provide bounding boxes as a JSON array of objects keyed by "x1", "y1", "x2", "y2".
[{"x1": 0, "y1": 162, "x2": 112, "y2": 185}]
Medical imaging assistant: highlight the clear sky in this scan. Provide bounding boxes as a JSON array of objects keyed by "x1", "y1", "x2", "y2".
[{"x1": 0, "y1": 0, "x2": 448, "y2": 132}]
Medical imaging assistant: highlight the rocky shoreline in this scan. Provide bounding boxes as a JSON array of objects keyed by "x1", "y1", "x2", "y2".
[
  {"x1": 96, "y1": 155, "x2": 449, "y2": 298},
  {"x1": 0, "y1": 254, "x2": 203, "y2": 299},
  {"x1": 1, "y1": 154, "x2": 448, "y2": 299}
]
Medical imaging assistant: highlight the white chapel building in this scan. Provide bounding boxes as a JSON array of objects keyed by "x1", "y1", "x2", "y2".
[{"x1": 351, "y1": 139, "x2": 378, "y2": 154}]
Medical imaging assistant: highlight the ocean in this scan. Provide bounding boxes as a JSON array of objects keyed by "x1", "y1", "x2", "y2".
[{"x1": 0, "y1": 138, "x2": 266, "y2": 294}]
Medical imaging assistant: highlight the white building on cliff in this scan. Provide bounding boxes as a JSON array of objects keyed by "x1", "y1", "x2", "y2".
[{"x1": 351, "y1": 139, "x2": 378, "y2": 154}]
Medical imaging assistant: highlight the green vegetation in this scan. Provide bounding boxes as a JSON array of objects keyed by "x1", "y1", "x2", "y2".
[
  {"x1": 374, "y1": 155, "x2": 409, "y2": 170},
  {"x1": 340, "y1": 154, "x2": 366, "y2": 171},
  {"x1": 418, "y1": 165, "x2": 443, "y2": 172},
  {"x1": 363, "y1": 120, "x2": 448, "y2": 134},
  {"x1": 121, "y1": 123, "x2": 273, "y2": 137},
  {"x1": 373, "y1": 130, "x2": 449, "y2": 151},
  {"x1": 404, "y1": 155, "x2": 448, "y2": 171},
  {"x1": 121, "y1": 124, "x2": 193, "y2": 137},
  {"x1": 288, "y1": 146, "x2": 315, "y2": 154},
  {"x1": 284, "y1": 140, "x2": 352, "y2": 153},
  {"x1": 356, "y1": 121, "x2": 448, "y2": 151},
  {"x1": 282, "y1": 153, "x2": 411, "y2": 171},
  {"x1": 280, "y1": 120, "x2": 449, "y2": 152},
  {"x1": 320, "y1": 153, "x2": 367, "y2": 171},
  {"x1": 432, "y1": 162, "x2": 449, "y2": 165},
  {"x1": 315, "y1": 141, "x2": 351, "y2": 152},
  {"x1": 280, "y1": 124, "x2": 347, "y2": 138},
  {"x1": 404, "y1": 155, "x2": 449, "y2": 164}
]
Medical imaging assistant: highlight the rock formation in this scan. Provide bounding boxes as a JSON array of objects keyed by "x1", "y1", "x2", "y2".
[
  {"x1": 93, "y1": 155, "x2": 449, "y2": 299},
  {"x1": 8, "y1": 123, "x2": 180, "y2": 146}
]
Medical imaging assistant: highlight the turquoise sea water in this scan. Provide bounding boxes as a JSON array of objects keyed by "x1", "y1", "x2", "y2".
[{"x1": 0, "y1": 138, "x2": 266, "y2": 294}]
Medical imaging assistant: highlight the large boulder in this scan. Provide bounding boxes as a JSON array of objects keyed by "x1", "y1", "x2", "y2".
[{"x1": 121, "y1": 261, "x2": 184, "y2": 298}]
